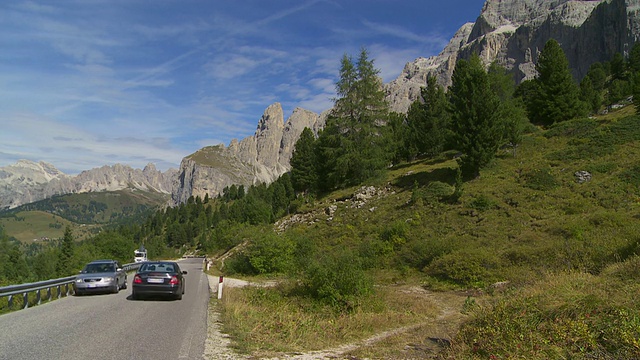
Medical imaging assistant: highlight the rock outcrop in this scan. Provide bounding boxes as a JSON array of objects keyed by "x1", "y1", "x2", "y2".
[
  {"x1": 384, "y1": 0, "x2": 640, "y2": 113},
  {"x1": 171, "y1": 103, "x2": 325, "y2": 205},
  {"x1": 7, "y1": 0, "x2": 640, "y2": 208},
  {"x1": 0, "y1": 160, "x2": 177, "y2": 210},
  {"x1": 173, "y1": 0, "x2": 640, "y2": 204}
]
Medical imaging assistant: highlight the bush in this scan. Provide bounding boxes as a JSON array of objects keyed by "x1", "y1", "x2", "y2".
[
  {"x1": 521, "y1": 167, "x2": 558, "y2": 191},
  {"x1": 246, "y1": 232, "x2": 295, "y2": 274},
  {"x1": 301, "y1": 250, "x2": 373, "y2": 311},
  {"x1": 425, "y1": 250, "x2": 502, "y2": 288},
  {"x1": 469, "y1": 194, "x2": 497, "y2": 211}
]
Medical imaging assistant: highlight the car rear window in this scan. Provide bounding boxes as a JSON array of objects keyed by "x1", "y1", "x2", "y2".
[
  {"x1": 84, "y1": 263, "x2": 115, "y2": 273},
  {"x1": 141, "y1": 263, "x2": 176, "y2": 272}
]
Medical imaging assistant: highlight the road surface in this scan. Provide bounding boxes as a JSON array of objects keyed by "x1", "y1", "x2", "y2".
[{"x1": 0, "y1": 258, "x2": 210, "y2": 360}]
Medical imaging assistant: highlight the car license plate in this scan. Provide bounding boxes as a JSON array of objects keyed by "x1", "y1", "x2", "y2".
[
  {"x1": 88, "y1": 284, "x2": 96, "y2": 288},
  {"x1": 147, "y1": 278, "x2": 164, "y2": 284}
]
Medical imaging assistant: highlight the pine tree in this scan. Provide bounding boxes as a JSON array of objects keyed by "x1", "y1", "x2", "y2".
[
  {"x1": 629, "y1": 43, "x2": 640, "y2": 73},
  {"x1": 449, "y1": 54, "x2": 502, "y2": 180},
  {"x1": 633, "y1": 72, "x2": 640, "y2": 112},
  {"x1": 57, "y1": 226, "x2": 75, "y2": 276},
  {"x1": 406, "y1": 75, "x2": 450, "y2": 158},
  {"x1": 290, "y1": 127, "x2": 318, "y2": 194},
  {"x1": 487, "y1": 62, "x2": 527, "y2": 155},
  {"x1": 529, "y1": 39, "x2": 587, "y2": 126},
  {"x1": 316, "y1": 48, "x2": 392, "y2": 191}
]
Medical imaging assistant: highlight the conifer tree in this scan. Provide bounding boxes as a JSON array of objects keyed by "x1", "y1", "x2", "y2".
[
  {"x1": 629, "y1": 43, "x2": 640, "y2": 73},
  {"x1": 290, "y1": 127, "x2": 317, "y2": 194},
  {"x1": 488, "y1": 62, "x2": 527, "y2": 156},
  {"x1": 528, "y1": 39, "x2": 587, "y2": 126},
  {"x1": 316, "y1": 48, "x2": 392, "y2": 190},
  {"x1": 57, "y1": 226, "x2": 75, "y2": 276},
  {"x1": 406, "y1": 75, "x2": 450, "y2": 158},
  {"x1": 449, "y1": 54, "x2": 502, "y2": 180}
]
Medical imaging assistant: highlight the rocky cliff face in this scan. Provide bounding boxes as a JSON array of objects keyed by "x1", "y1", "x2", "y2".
[
  {"x1": 8, "y1": 0, "x2": 639, "y2": 208},
  {"x1": 173, "y1": 0, "x2": 640, "y2": 204},
  {"x1": 384, "y1": 0, "x2": 640, "y2": 113},
  {"x1": 0, "y1": 160, "x2": 177, "y2": 210},
  {"x1": 171, "y1": 103, "x2": 325, "y2": 204}
]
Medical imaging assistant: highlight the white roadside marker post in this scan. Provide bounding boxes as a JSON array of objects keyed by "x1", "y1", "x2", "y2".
[{"x1": 218, "y1": 276, "x2": 224, "y2": 300}]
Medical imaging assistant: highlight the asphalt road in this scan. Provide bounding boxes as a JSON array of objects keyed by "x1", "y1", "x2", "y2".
[{"x1": 0, "y1": 258, "x2": 210, "y2": 360}]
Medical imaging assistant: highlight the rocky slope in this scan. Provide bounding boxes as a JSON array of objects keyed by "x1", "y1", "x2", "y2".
[
  {"x1": 6, "y1": 0, "x2": 640, "y2": 208},
  {"x1": 172, "y1": 103, "x2": 325, "y2": 204},
  {"x1": 0, "y1": 160, "x2": 177, "y2": 210},
  {"x1": 174, "y1": 0, "x2": 640, "y2": 204},
  {"x1": 385, "y1": 0, "x2": 640, "y2": 113}
]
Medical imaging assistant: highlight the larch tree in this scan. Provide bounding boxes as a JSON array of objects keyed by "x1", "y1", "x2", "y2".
[{"x1": 316, "y1": 48, "x2": 392, "y2": 191}]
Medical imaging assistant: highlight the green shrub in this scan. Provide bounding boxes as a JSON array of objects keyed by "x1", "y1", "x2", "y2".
[
  {"x1": 246, "y1": 232, "x2": 295, "y2": 274},
  {"x1": 425, "y1": 250, "x2": 502, "y2": 288},
  {"x1": 469, "y1": 194, "x2": 496, "y2": 211},
  {"x1": 521, "y1": 167, "x2": 558, "y2": 191},
  {"x1": 619, "y1": 165, "x2": 640, "y2": 187},
  {"x1": 301, "y1": 250, "x2": 373, "y2": 311}
]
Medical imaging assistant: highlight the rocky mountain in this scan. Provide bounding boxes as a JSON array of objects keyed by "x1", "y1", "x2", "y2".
[
  {"x1": 6, "y1": 0, "x2": 639, "y2": 208},
  {"x1": 0, "y1": 160, "x2": 177, "y2": 210},
  {"x1": 385, "y1": 0, "x2": 640, "y2": 113},
  {"x1": 173, "y1": 0, "x2": 640, "y2": 204},
  {"x1": 172, "y1": 103, "x2": 325, "y2": 204}
]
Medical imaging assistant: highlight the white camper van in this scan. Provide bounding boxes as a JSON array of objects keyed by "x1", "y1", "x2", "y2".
[{"x1": 134, "y1": 245, "x2": 148, "y2": 263}]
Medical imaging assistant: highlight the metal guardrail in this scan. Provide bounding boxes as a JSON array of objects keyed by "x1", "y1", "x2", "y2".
[{"x1": 0, "y1": 262, "x2": 142, "y2": 311}]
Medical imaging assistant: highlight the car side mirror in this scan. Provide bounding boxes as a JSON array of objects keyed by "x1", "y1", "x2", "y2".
[
  {"x1": 182, "y1": 271, "x2": 188, "y2": 275},
  {"x1": 117, "y1": 268, "x2": 122, "y2": 272}
]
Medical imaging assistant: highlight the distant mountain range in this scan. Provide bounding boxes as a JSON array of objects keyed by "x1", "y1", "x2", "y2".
[
  {"x1": 3, "y1": 0, "x2": 639, "y2": 210},
  {"x1": 0, "y1": 160, "x2": 176, "y2": 210}
]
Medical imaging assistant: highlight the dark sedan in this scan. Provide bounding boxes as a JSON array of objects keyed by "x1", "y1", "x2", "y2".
[{"x1": 131, "y1": 261, "x2": 187, "y2": 300}]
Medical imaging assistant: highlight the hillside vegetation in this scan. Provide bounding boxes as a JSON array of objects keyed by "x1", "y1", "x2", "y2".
[
  {"x1": 2, "y1": 42, "x2": 640, "y2": 358},
  {"x1": 213, "y1": 106, "x2": 640, "y2": 359},
  {"x1": 0, "y1": 189, "x2": 169, "y2": 242}
]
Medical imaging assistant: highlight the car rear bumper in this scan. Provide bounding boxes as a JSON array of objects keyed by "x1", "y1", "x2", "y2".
[{"x1": 132, "y1": 284, "x2": 182, "y2": 296}]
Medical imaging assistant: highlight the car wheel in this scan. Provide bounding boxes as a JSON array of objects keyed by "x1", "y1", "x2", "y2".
[
  {"x1": 132, "y1": 291, "x2": 139, "y2": 300},
  {"x1": 112, "y1": 281, "x2": 120, "y2": 294},
  {"x1": 122, "y1": 277, "x2": 127, "y2": 289},
  {"x1": 176, "y1": 292, "x2": 183, "y2": 300}
]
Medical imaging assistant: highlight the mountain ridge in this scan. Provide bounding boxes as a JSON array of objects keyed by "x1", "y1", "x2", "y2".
[{"x1": 3, "y1": 0, "x2": 639, "y2": 209}]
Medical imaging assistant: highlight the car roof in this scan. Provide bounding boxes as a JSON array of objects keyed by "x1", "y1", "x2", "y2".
[{"x1": 88, "y1": 259, "x2": 117, "y2": 264}]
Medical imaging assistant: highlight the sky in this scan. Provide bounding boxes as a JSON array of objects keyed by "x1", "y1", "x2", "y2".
[{"x1": 0, "y1": 0, "x2": 486, "y2": 175}]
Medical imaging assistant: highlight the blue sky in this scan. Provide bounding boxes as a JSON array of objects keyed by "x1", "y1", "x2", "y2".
[{"x1": 0, "y1": 0, "x2": 485, "y2": 174}]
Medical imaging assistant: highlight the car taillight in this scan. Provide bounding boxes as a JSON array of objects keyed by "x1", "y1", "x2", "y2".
[
  {"x1": 133, "y1": 275, "x2": 142, "y2": 284},
  {"x1": 169, "y1": 276, "x2": 179, "y2": 285}
]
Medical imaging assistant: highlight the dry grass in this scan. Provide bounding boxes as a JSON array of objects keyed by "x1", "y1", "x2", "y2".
[{"x1": 219, "y1": 283, "x2": 470, "y2": 358}]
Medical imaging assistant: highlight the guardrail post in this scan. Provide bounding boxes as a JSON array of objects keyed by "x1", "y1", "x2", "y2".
[
  {"x1": 47, "y1": 287, "x2": 52, "y2": 302},
  {"x1": 36, "y1": 289, "x2": 42, "y2": 305},
  {"x1": 57, "y1": 285, "x2": 62, "y2": 299},
  {"x1": 22, "y1": 292, "x2": 28, "y2": 309},
  {"x1": 8, "y1": 294, "x2": 13, "y2": 309}
]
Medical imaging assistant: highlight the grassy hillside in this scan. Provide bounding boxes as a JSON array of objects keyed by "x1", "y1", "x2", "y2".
[
  {"x1": 215, "y1": 106, "x2": 640, "y2": 358},
  {"x1": 0, "y1": 211, "x2": 98, "y2": 243},
  {"x1": 0, "y1": 189, "x2": 169, "y2": 242}
]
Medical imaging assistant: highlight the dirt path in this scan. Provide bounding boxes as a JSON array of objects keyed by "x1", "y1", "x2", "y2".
[{"x1": 202, "y1": 276, "x2": 470, "y2": 359}]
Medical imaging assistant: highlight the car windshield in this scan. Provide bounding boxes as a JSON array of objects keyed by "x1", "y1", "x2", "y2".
[
  {"x1": 141, "y1": 263, "x2": 175, "y2": 273},
  {"x1": 84, "y1": 263, "x2": 115, "y2": 273}
]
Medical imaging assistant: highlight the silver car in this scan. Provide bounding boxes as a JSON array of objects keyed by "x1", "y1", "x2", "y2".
[{"x1": 74, "y1": 260, "x2": 127, "y2": 295}]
